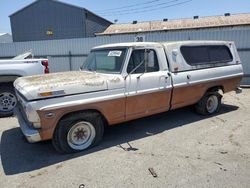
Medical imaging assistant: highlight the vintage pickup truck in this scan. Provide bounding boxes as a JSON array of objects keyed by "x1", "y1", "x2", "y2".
[{"x1": 14, "y1": 41, "x2": 243, "y2": 153}]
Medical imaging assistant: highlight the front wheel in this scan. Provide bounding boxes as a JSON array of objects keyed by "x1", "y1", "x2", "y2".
[
  {"x1": 52, "y1": 112, "x2": 104, "y2": 153},
  {"x1": 0, "y1": 84, "x2": 17, "y2": 117},
  {"x1": 195, "y1": 92, "x2": 222, "y2": 115}
]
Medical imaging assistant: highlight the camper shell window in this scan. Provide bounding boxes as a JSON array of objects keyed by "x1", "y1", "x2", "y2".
[{"x1": 180, "y1": 45, "x2": 233, "y2": 66}]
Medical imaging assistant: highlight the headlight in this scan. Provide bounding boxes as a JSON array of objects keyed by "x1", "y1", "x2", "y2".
[{"x1": 25, "y1": 103, "x2": 41, "y2": 128}]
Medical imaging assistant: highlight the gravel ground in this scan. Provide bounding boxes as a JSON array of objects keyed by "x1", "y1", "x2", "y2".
[{"x1": 0, "y1": 89, "x2": 249, "y2": 188}]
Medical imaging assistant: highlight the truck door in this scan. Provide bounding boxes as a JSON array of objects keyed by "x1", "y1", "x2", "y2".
[{"x1": 125, "y1": 48, "x2": 172, "y2": 121}]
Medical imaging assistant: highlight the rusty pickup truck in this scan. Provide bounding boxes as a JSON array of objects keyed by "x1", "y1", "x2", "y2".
[{"x1": 14, "y1": 41, "x2": 243, "y2": 153}]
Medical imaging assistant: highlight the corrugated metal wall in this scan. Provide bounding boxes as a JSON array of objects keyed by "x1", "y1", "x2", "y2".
[
  {"x1": 10, "y1": 0, "x2": 86, "y2": 42},
  {"x1": 10, "y1": 0, "x2": 111, "y2": 42},
  {"x1": 0, "y1": 26, "x2": 249, "y2": 84}
]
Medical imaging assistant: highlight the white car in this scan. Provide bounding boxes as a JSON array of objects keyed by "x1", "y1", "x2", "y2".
[
  {"x1": 14, "y1": 41, "x2": 243, "y2": 153},
  {"x1": 0, "y1": 52, "x2": 49, "y2": 117}
]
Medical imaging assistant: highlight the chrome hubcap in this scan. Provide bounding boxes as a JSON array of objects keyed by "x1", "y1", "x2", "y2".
[
  {"x1": 0, "y1": 92, "x2": 17, "y2": 112},
  {"x1": 206, "y1": 95, "x2": 218, "y2": 113},
  {"x1": 67, "y1": 121, "x2": 96, "y2": 150}
]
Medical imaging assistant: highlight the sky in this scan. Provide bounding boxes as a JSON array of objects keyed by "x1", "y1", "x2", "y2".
[{"x1": 0, "y1": 0, "x2": 250, "y2": 33}]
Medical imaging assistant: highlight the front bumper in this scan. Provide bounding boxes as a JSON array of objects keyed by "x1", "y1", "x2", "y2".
[{"x1": 14, "y1": 107, "x2": 41, "y2": 143}]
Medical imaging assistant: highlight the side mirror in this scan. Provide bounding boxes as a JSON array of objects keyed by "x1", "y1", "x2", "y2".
[
  {"x1": 171, "y1": 49, "x2": 179, "y2": 72},
  {"x1": 172, "y1": 49, "x2": 178, "y2": 62},
  {"x1": 172, "y1": 49, "x2": 178, "y2": 56}
]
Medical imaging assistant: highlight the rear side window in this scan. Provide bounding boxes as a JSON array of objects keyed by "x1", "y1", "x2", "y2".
[{"x1": 180, "y1": 45, "x2": 233, "y2": 65}]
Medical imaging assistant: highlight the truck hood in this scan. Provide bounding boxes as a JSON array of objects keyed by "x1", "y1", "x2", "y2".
[{"x1": 14, "y1": 71, "x2": 124, "y2": 101}]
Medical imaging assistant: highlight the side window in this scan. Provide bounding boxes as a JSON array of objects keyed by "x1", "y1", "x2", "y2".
[
  {"x1": 147, "y1": 50, "x2": 159, "y2": 72},
  {"x1": 127, "y1": 49, "x2": 159, "y2": 74},
  {"x1": 180, "y1": 45, "x2": 233, "y2": 66},
  {"x1": 180, "y1": 46, "x2": 210, "y2": 64},
  {"x1": 209, "y1": 46, "x2": 233, "y2": 63}
]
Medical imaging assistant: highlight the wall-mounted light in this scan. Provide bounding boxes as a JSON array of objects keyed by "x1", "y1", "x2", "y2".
[{"x1": 46, "y1": 30, "x2": 53, "y2": 36}]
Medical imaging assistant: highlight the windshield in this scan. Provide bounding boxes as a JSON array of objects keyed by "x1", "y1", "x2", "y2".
[{"x1": 82, "y1": 48, "x2": 127, "y2": 74}]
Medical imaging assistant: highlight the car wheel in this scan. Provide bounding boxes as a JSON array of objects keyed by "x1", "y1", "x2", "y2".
[
  {"x1": 0, "y1": 84, "x2": 17, "y2": 117},
  {"x1": 52, "y1": 111, "x2": 104, "y2": 153},
  {"x1": 195, "y1": 92, "x2": 222, "y2": 115}
]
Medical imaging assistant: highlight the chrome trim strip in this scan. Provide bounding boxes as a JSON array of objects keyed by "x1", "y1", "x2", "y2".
[
  {"x1": 125, "y1": 87, "x2": 172, "y2": 97},
  {"x1": 174, "y1": 73, "x2": 243, "y2": 88}
]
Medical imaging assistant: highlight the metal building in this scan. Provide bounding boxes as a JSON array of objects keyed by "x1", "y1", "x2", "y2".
[
  {"x1": 0, "y1": 33, "x2": 12, "y2": 43},
  {"x1": 9, "y1": 0, "x2": 112, "y2": 42}
]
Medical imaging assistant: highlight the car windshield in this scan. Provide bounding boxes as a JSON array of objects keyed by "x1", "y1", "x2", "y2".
[{"x1": 82, "y1": 48, "x2": 127, "y2": 74}]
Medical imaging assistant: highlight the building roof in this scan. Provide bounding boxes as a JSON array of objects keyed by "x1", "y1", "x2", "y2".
[
  {"x1": 97, "y1": 13, "x2": 250, "y2": 36},
  {"x1": 9, "y1": 0, "x2": 112, "y2": 24},
  {"x1": 0, "y1": 33, "x2": 11, "y2": 36}
]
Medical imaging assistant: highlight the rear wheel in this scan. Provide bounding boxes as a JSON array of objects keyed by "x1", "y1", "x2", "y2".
[
  {"x1": 195, "y1": 92, "x2": 222, "y2": 115},
  {"x1": 52, "y1": 111, "x2": 104, "y2": 153},
  {"x1": 0, "y1": 84, "x2": 17, "y2": 117}
]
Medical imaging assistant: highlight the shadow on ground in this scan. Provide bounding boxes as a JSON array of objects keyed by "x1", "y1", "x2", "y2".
[{"x1": 0, "y1": 104, "x2": 238, "y2": 175}]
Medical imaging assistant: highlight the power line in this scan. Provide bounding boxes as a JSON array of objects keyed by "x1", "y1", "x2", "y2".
[
  {"x1": 94, "y1": 0, "x2": 162, "y2": 13},
  {"x1": 98, "y1": 0, "x2": 178, "y2": 15},
  {"x1": 99, "y1": 0, "x2": 192, "y2": 16}
]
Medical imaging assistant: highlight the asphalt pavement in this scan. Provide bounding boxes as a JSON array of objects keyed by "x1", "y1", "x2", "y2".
[{"x1": 0, "y1": 90, "x2": 249, "y2": 188}]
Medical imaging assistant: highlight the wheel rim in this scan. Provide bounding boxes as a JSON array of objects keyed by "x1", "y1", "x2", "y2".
[
  {"x1": 67, "y1": 121, "x2": 96, "y2": 150},
  {"x1": 0, "y1": 92, "x2": 17, "y2": 112},
  {"x1": 206, "y1": 95, "x2": 218, "y2": 113}
]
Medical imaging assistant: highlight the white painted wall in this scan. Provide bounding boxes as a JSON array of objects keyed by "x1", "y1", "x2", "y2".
[{"x1": 0, "y1": 33, "x2": 13, "y2": 43}]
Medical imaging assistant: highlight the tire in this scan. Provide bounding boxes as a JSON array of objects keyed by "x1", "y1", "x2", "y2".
[
  {"x1": 195, "y1": 92, "x2": 222, "y2": 115},
  {"x1": 52, "y1": 111, "x2": 104, "y2": 153},
  {"x1": 0, "y1": 84, "x2": 17, "y2": 117}
]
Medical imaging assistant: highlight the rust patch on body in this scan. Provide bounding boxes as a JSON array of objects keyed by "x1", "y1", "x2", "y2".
[
  {"x1": 171, "y1": 76, "x2": 242, "y2": 110},
  {"x1": 37, "y1": 89, "x2": 171, "y2": 140},
  {"x1": 125, "y1": 89, "x2": 171, "y2": 121},
  {"x1": 38, "y1": 97, "x2": 126, "y2": 140}
]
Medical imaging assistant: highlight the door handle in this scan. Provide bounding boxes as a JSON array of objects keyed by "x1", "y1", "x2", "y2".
[
  {"x1": 187, "y1": 74, "x2": 191, "y2": 79},
  {"x1": 160, "y1": 75, "x2": 168, "y2": 79},
  {"x1": 160, "y1": 75, "x2": 168, "y2": 83}
]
